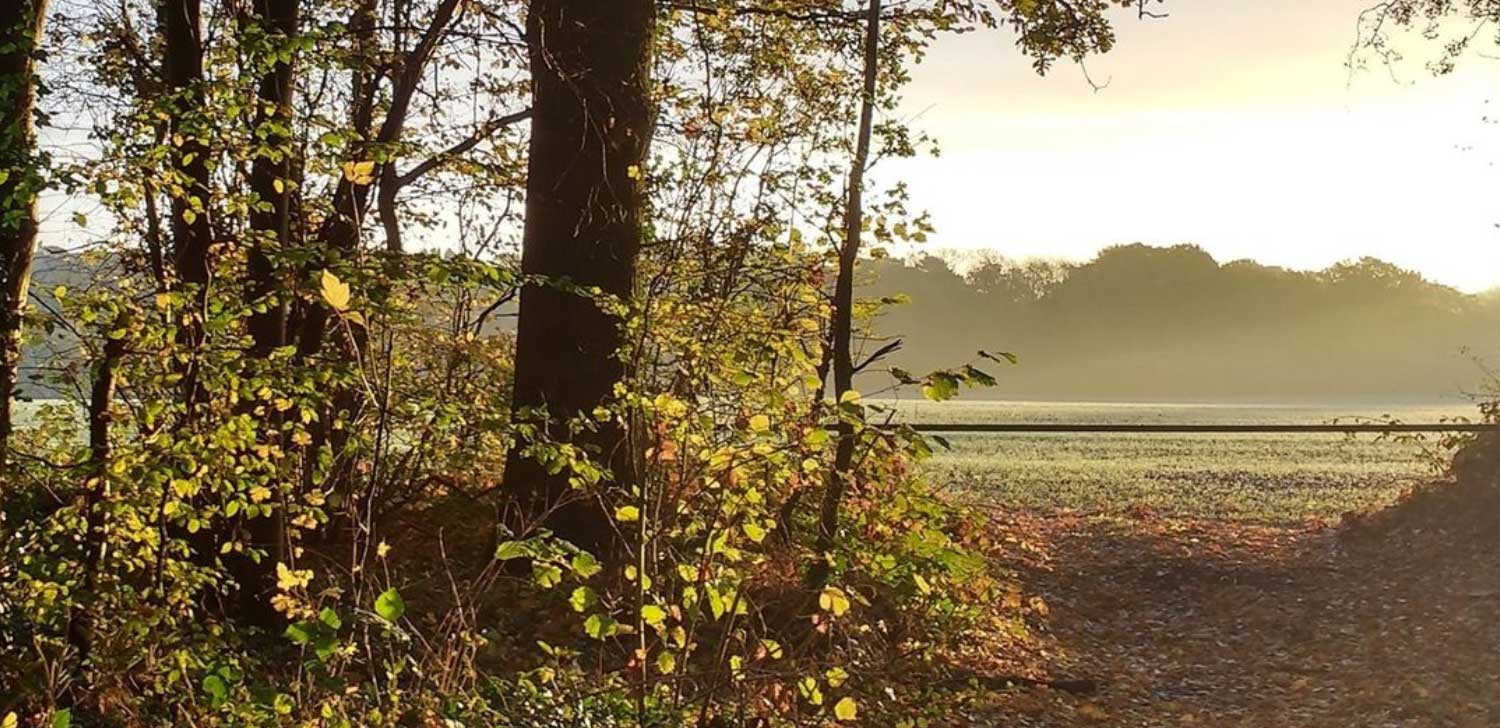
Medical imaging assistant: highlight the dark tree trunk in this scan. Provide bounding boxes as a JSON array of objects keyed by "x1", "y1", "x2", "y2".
[
  {"x1": 502, "y1": 0, "x2": 655, "y2": 556},
  {"x1": 809, "y1": 0, "x2": 880, "y2": 590},
  {"x1": 245, "y1": 0, "x2": 299, "y2": 359},
  {"x1": 0, "y1": 0, "x2": 47, "y2": 476},
  {"x1": 162, "y1": 0, "x2": 211, "y2": 285},
  {"x1": 236, "y1": 0, "x2": 300, "y2": 629},
  {"x1": 160, "y1": 0, "x2": 213, "y2": 415},
  {"x1": 68, "y1": 330, "x2": 125, "y2": 666}
]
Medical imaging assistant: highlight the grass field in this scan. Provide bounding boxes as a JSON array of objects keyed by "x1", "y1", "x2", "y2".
[{"x1": 880, "y1": 399, "x2": 1477, "y2": 523}]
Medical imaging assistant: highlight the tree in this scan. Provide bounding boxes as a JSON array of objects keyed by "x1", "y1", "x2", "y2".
[
  {"x1": 0, "y1": 0, "x2": 48, "y2": 475},
  {"x1": 502, "y1": 0, "x2": 655, "y2": 556}
]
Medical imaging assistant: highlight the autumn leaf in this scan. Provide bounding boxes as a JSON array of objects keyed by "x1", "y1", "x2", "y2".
[
  {"x1": 342, "y1": 160, "x2": 376, "y2": 185},
  {"x1": 320, "y1": 270, "x2": 351, "y2": 312},
  {"x1": 834, "y1": 697, "x2": 858, "y2": 721}
]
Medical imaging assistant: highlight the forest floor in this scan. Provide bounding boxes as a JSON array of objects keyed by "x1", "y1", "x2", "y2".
[{"x1": 965, "y1": 504, "x2": 1500, "y2": 727}]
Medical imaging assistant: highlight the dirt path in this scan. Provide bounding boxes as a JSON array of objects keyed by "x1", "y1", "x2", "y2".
[{"x1": 972, "y1": 510, "x2": 1500, "y2": 727}]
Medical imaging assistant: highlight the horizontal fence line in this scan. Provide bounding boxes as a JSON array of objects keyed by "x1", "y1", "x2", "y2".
[{"x1": 893, "y1": 423, "x2": 1500, "y2": 434}]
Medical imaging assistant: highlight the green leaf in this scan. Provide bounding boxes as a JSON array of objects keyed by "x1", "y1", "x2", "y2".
[
  {"x1": 570, "y1": 552, "x2": 602, "y2": 578},
  {"x1": 533, "y1": 562, "x2": 563, "y2": 588},
  {"x1": 202, "y1": 674, "x2": 228, "y2": 702},
  {"x1": 374, "y1": 587, "x2": 405, "y2": 622},
  {"x1": 494, "y1": 540, "x2": 527, "y2": 560},
  {"x1": 318, "y1": 607, "x2": 342, "y2": 630},
  {"x1": 742, "y1": 521, "x2": 767, "y2": 543},
  {"x1": 921, "y1": 372, "x2": 960, "y2": 401},
  {"x1": 568, "y1": 586, "x2": 594, "y2": 613},
  {"x1": 583, "y1": 613, "x2": 617, "y2": 640},
  {"x1": 284, "y1": 622, "x2": 311, "y2": 645},
  {"x1": 640, "y1": 604, "x2": 667, "y2": 628},
  {"x1": 51, "y1": 709, "x2": 71, "y2": 728}
]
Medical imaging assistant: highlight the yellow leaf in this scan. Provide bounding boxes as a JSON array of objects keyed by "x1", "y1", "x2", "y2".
[
  {"x1": 825, "y1": 666, "x2": 849, "y2": 688},
  {"x1": 818, "y1": 587, "x2": 850, "y2": 617},
  {"x1": 3, "y1": 711, "x2": 17, "y2": 728},
  {"x1": 320, "y1": 270, "x2": 351, "y2": 312},
  {"x1": 615, "y1": 505, "x2": 640, "y2": 522},
  {"x1": 838, "y1": 389, "x2": 861, "y2": 404},
  {"x1": 834, "y1": 696, "x2": 858, "y2": 721},
  {"x1": 342, "y1": 160, "x2": 376, "y2": 185},
  {"x1": 626, "y1": 164, "x2": 643, "y2": 180},
  {"x1": 742, "y1": 521, "x2": 767, "y2": 543},
  {"x1": 656, "y1": 650, "x2": 676, "y2": 674},
  {"x1": 748, "y1": 414, "x2": 770, "y2": 432}
]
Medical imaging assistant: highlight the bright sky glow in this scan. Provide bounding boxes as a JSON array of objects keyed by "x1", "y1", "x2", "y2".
[{"x1": 887, "y1": 0, "x2": 1500, "y2": 292}]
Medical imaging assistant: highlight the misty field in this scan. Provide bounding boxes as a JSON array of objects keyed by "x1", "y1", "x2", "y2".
[{"x1": 885, "y1": 400, "x2": 1476, "y2": 523}]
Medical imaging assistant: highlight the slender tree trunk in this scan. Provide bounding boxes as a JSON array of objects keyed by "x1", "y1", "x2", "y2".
[
  {"x1": 236, "y1": 0, "x2": 300, "y2": 629},
  {"x1": 245, "y1": 0, "x2": 298, "y2": 360},
  {"x1": 160, "y1": 0, "x2": 213, "y2": 413},
  {"x1": 810, "y1": 0, "x2": 880, "y2": 589},
  {"x1": 502, "y1": 0, "x2": 655, "y2": 556},
  {"x1": 67, "y1": 330, "x2": 125, "y2": 666},
  {"x1": 0, "y1": 0, "x2": 48, "y2": 476}
]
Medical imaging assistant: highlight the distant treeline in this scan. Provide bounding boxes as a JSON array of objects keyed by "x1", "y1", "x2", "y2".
[{"x1": 860, "y1": 244, "x2": 1500, "y2": 402}]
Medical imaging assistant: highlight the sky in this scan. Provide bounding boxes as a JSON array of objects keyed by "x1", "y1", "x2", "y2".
[{"x1": 883, "y1": 0, "x2": 1500, "y2": 292}]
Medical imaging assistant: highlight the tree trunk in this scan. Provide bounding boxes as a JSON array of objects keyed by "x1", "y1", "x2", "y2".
[
  {"x1": 236, "y1": 0, "x2": 300, "y2": 629},
  {"x1": 502, "y1": 0, "x2": 654, "y2": 556},
  {"x1": 809, "y1": 0, "x2": 880, "y2": 589},
  {"x1": 160, "y1": 0, "x2": 213, "y2": 413},
  {"x1": 67, "y1": 330, "x2": 125, "y2": 666},
  {"x1": 0, "y1": 0, "x2": 48, "y2": 476}
]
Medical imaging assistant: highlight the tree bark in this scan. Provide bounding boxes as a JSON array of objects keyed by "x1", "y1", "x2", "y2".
[
  {"x1": 809, "y1": 0, "x2": 880, "y2": 589},
  {"x1": 67, "y1": 329, "x2": 125, "y2": 666},
  {"x1": 502, "y1": 0, "x2": 654, "y2": 556},
  {"x1": 159, "y1": 0, "x2": 213, "y2": 416},
  {"x1": 236, "y1": 0, "x2": 300, "y2": 629},
  {"x1": 0, "y1": 0, "x2": 48, "y2": 476}
]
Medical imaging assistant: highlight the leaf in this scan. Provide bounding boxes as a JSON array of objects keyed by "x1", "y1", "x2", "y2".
[
  {"x1": 342, "y1": 160, "x2": 376, "y2": 185},
  {"x1": 742, "y1": 521, "x2": 767, "y2": 543},
  {"x1": 838, "y1": 389, "x2": 861, "y2": 404},
  {"x1": 568, "y1": 586, "x2": 594, "y2": 613},
  {"x1": 818, "y1": 587, "x2": 851, "y2": 617},
  {"x1": 834, "y1": 697, "x2": 858, "y2": 721},
  {"x1": 320, "y1": 270, "x2": 351, "y2": 312},
  {"x1": 748, "y1": 414, "x2": 770, "y2": 432},
  {"x1": 641, "y1": 604, "x2": 667, "y2": 628},
  {"x1": 614, "y1": 505, "x2": 640, "y2": 523},
  {"x1": 202, "y1": 674, "x2": 228, "y2": 702},
  {"x1": 826, "y1": 666, "x2": 849, "y2": 688},
  {"x1": 921, "y1": 372, "x2": 960, "y2": 402},
  {"x1": 583, "y1": 613, "x2": 617, "y2": 640},
  {"x1": 374, "y1": 587, "x2": 405, "y2": 622},
  {"x1": 51, "y1": 710, "x2": 71, "y2": 728},
  {"x1": 571, "y1": 552, "x2": 602, "y2": 578},
  {"x1": 656, "y1": 650, "x2": 677, "y2": 674},
  {"x1": 979, "y1": 350, "x2": 1019, "y2": 365},
  {"x1": 284, "y1": 622, "x2": 311, "y2": 645},
  {"x1": 318, "y1": 607, "x2": 342, "y2": 630},
  {"x1": 495, "y1": 540, "x2": 527, "y2": 560}
]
